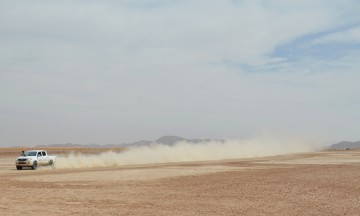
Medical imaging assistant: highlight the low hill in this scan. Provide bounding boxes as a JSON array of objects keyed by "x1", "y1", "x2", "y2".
[
  {"x1": 155, "y1": 136, "x2": 223, "y2": 146},
  {"x1": 329, "y1": 141, "x2": 360, "y2": 149},
  {"x1": 35, "y1": 136, "x2": 222, "y2": 148}
]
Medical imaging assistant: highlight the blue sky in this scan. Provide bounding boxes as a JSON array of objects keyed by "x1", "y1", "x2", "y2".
[{"x1": 0, "y1": 0, "x2": 359, "y2": 146}]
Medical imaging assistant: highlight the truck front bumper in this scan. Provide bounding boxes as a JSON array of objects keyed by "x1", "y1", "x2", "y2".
[{"x1": 16, "y1": 161, "x2": 34, "y2": 167}]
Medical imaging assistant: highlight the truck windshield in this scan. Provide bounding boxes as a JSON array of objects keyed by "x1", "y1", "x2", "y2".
[{"x1": 24, "y1": 151, "x2": 37, "y2": 156}]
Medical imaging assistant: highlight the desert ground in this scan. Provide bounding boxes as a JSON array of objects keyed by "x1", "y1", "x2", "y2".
[{"x1": 1, "y1": 148, "x2": 360, "y2": 215}]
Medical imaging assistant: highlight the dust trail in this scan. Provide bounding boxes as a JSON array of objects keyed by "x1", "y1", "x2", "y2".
[{"x1": 55, "y1": 136, "x2": 321, "y2": 169}]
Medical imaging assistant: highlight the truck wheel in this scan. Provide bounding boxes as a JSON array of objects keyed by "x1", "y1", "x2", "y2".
[
  {"x1": 49, "y1": 160, "x2": 54, "y2": 168},
  {"x1": 16, "y1": 166, "x2": 22, "y2": 170},
  {"x1": 31, "y1": 161, "x2": 38, "y2": 170}
]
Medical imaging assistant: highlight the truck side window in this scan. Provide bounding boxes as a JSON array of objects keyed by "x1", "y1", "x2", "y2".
[
  {"x1": 37, "y1": 152, "x2": 41, "y2": 157},
  {"x1": 42, "y1": 151, "x2": 46, "y2": 156}
]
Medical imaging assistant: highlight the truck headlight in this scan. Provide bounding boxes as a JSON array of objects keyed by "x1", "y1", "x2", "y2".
[{"x1": 27, "y1": 158, "x2": 33, "y2": 161}]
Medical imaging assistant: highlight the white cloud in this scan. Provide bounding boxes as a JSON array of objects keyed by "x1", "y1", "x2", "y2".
[
  {"x1": 0, "y1": 0, "x2": 354, "y2": 67},
  {"x1": 312, "y1": 26, "x2": 360, "y2": 45},
  {"x1": 0, "y1": 0, "x2": 360, "y2": 145}
]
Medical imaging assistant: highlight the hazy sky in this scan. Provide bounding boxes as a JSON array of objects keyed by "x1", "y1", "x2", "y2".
[{"x1": 1, "y1": 0, "x2": 360, "y2": 146}]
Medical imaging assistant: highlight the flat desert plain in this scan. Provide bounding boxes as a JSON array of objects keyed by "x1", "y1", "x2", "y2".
[{"x1": 1, "y1": 148, "x2": 360, "y2": 215}]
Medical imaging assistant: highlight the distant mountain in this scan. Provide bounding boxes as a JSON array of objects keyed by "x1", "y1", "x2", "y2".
[
  {"x1": 35, "y1": 136, "x2": 221, "y2": 148},
  {"x1": 156, "y1": 136, "x2": 186, "y2": 145},
  {"x1": 121, "y1": 140, "x2": 153, "y2": 147},
  {"x1": 36, "y1": 143, "x2": 112, "y2": 148},
  {"x1": 156, "y1": 136, "x2": 223, "y2": 146},
  {"x1": 329, "y1": 141, "x2": 360, "y2": 149}
]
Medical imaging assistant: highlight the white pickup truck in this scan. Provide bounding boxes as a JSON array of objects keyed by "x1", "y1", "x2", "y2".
[{"x1": 15, "y1": 150, "x2": 56, "y2": 170}]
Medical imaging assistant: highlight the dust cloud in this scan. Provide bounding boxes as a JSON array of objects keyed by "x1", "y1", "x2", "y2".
[{"x1": 55, "y1": 136, "x2": 320, "y2": 169}]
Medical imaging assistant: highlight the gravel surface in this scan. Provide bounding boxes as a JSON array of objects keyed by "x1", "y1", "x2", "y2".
[{"x1": 1, "y1": 150, "x2": 360, "y2": 215}]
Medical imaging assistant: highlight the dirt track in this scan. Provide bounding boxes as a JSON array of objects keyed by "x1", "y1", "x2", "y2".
[{"x1": 1, "y1": 150, "x2": 360, "y2": 215}]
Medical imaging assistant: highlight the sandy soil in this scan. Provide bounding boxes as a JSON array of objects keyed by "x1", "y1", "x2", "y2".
[{"x1": 1, "y1": 149, "x2": 360, "y2": 215}]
